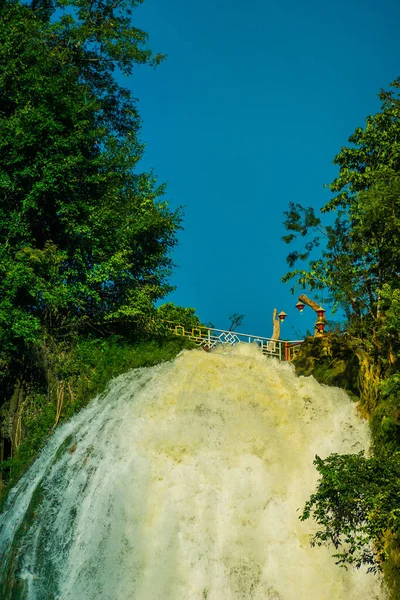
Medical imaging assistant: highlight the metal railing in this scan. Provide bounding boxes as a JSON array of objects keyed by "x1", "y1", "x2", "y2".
[
  {"x1": 164, "y1": 322, "x2": 303, "y2": 361},
  {"x1": 284, "y1": 341, "x2": 304, "y2": 362}
]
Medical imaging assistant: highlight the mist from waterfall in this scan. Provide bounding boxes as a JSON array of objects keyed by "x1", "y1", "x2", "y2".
[{"x1": 0, "y1": 344, "x2": 387, "y2": 599}]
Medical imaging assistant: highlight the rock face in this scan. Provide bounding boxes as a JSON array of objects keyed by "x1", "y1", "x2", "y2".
[{"x1": 293, "y1": 334, "x2": 380, "y2": 413}]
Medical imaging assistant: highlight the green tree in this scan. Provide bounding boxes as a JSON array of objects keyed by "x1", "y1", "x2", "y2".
[
  {"x1": 282, "y1": 177, "x2": 400, "y2": 337},
  {"x1": 301, "y1": 452, "x2": 400, "y2": 573},
  {"x1": 156, "y1": 302, "x2": 203, "y2": 330},
  {"x1": 282, "y1": 80, "x2": 400, "y2": 343},
  {"x1": 325, "y1": 78, "x2": 400, "y2": 212},
  {"x1": 0, "y1": 0, "x2": 182, "y2": 371}
]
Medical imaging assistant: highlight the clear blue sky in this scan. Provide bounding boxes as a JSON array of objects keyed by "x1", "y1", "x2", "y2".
[{"x1": 122, "y1": 0, "x2": 399, "y2": 338}]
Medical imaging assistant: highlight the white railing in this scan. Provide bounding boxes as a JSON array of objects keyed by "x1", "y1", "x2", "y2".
[{"x1": 164, "y1": 322, "x2": 303, "y2": 361}]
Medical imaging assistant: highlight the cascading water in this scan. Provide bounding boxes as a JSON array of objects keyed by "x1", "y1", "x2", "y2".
[{"x1": 0, "y1": 344, "x2": 387, "y2": 599}]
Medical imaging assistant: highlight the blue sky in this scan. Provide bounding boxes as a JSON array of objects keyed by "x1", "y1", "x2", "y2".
[{"x1": 122, "y1": 0, "x2": 399, "y2": 338}]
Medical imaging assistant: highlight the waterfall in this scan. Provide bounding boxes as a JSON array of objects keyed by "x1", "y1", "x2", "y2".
[{"x1": 0, "y1": 344, "x2": 387, "y2": 599}]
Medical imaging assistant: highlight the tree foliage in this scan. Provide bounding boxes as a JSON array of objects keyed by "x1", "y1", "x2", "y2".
[
  {"x1": 283, "y1": 177, "x2": 400, "y2": 337},
  {"x1": 156, "y1": 302, "x2": 203, "y2": 330},
  {"x1": 326, "y1": 79, "x2": 400, "y2": 211},
  {"x1": 282, "y1": 80, "x2": 400, "y2": 346},
  {"x1": 0, "y1": 0, "x2": 182, "y2": 371},
  {"x1": 301, "y1": 452, "x2": 400, "y2": 573}
]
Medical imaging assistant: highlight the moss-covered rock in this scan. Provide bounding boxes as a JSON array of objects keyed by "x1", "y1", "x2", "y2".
[{"x1": 294, "y1": 335, "x2": 361, "y2": 399}]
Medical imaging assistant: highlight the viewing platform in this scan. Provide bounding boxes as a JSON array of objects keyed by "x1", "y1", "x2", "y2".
[{"x1": 164, "y1": 322, "x2": 303, "y2": 361}]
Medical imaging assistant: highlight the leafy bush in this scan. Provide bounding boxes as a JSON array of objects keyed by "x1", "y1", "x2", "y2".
[{"x1": 301, "y1": 452, "x2": 400, "y2": 573}]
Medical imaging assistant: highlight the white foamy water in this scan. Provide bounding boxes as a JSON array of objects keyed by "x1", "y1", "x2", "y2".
[{"x1": 0, "y1": 344, "x2": 387, "y2": 599}]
